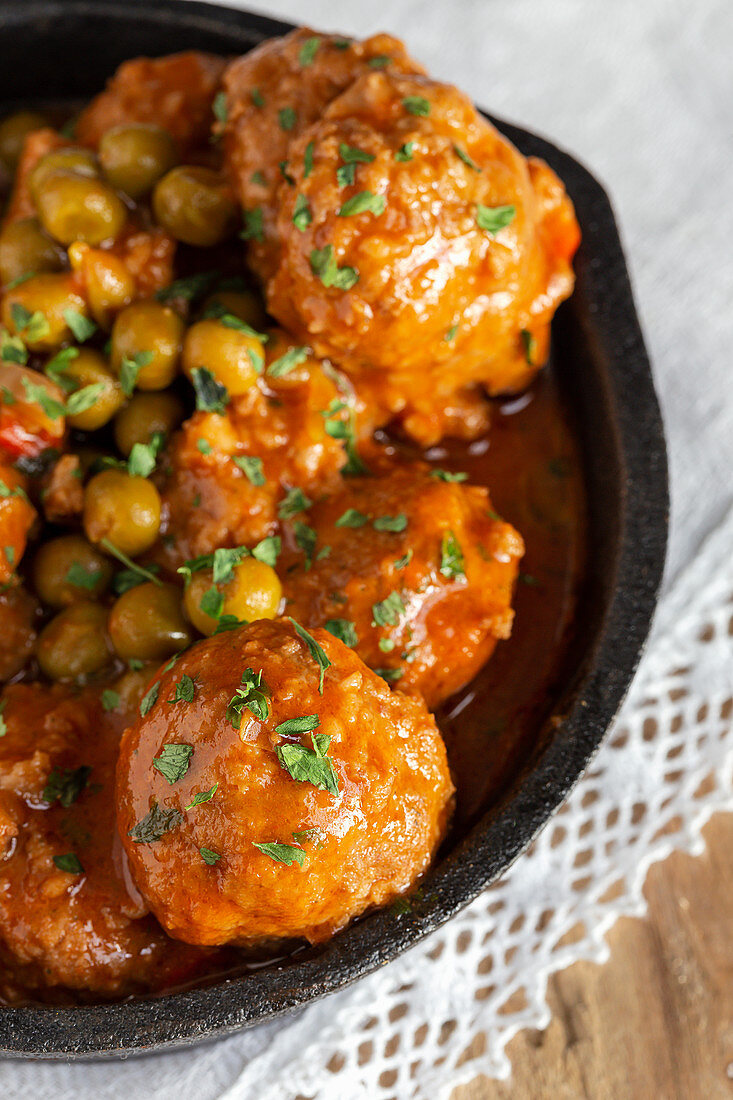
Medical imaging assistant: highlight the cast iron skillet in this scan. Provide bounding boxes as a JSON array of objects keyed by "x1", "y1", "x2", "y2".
[{"x1": 0, "y1": 0, "x2": 668, "y2": 1057}]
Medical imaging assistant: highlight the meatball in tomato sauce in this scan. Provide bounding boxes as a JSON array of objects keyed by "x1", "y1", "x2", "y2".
[
  {"x1": 0, "y1": 684, "x2": 213, "y2": 999},
  {"x1": 281, "y1": 463, "x2": 524, "y2": 708},
  {"x1": 116, "y1": 619, "x2": 453, "y2": 946}
]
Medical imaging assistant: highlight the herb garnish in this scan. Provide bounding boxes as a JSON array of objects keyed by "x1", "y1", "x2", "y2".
[
  {"x1": 372, "y1": 591, "x2": 405, "y2": 627},
  {"x1": 251, "y1": 88, "x2": 265, "y2": 108},
  {"x1": 402, "y1": 96, "x2": 430, "y2": 116},
  {"x1": 276, "y1": 731, "x2": 339, "y2": 796},
  {"x1": 444, "y1": 324, "x2": 458, "y2": 342},
  {"x1": 63, "y1": 309, "x2": 96, "y2": 342},
  {"x1": 368, "y1": 54, "x2": 391, "y2": 68},
  {"x1": 101, "y1": 689, "x2": 120, "y2": 712},
  {"x1": 309, "y1": 245, "x2": 359, "y2": 290},
  {"x1": 268, "y1": 345, "x2": 309, "y2": 378},
  {"x1": 120, "y1": 350, "x2": 154, "y2": 397},
  {"x1": 129, "y1": 801, "x2": 182, "y2": 843},
  {"x1": 338, "y1": 191, "x2": 385, "y2": 217},
  {"x1": 394, "y1": 549, "x2": 413, "y2": 569},
  {"x1": 44, "y1": 346, "x2": 79, "y2": 388},
  {"x1": 11, "y1": 303, "x2": 49, "y2": 342},
  {"x1": 476, "y1": 203, "x2": 516, "y2": 234},
  {"x1": 254, "y1": 842, "x2": 305, "y2": 867},
  {"x1": 65, "y1": 561, "x2": 101, "y2": 591},
  {"x1": 325, "y1": 619, "x2": 358, "y2": 647},
  {"x1": 212, "y1": 90, "x2": 228, "y2": 125},
  {"x1": 128, "y1": 432, "x2": 164, "y2": 478},
  {"x1": 185, "y1": 784, "x2": 218, "y2": 810},
  {"x1": 156, "y1": 270, "x2": 220, "y2": 303},
  {"x1": 241, "y1": 206, "x2": 264, "y2": 242},
  {"x1": 292, "y1": 194, "x2": 312, "y2": 232},
  {"x1": 226, "y1": 668, "x2": 270, "y2": 728},
  {"x1": 200, "y1": 847, "x2": 221, "y2": 865},
  {"x1": 21, "y1": 377, "x2": 65, "y2": 420},
  {"x1": 153, "y1": 743, "x2": 193, "y2": 784},
  {"x1": 294, "y1": 521, "x2": 317, "y2": 569},
  {"x1": 43, "y1": 764, "x2": 92, "y2": 808},
  {"x1": 335, "y1": 508, "x2": 368, "y2": 528},
  {"x1": 303, "y1": 140, "x2": 315, "y2": 178},
  {"x1": 275, "y1": 714, "x2": 320, "y2": 735},
  {"x1": 430, "y1": 469, "x2": 468, "y2": 482},
  {"x1": 1, "y1": 328, "x2": 28, "y2": 365},
  {"x1": 439, "y1": 530, "x2": 465, "y2": 579},
  {"x1": 53, "y1": 853, "x2": 84, "y2": 874},
  {"x1": 278, "y1": 107, "x2": 297, "y2": 131},
  {"x1": 139, "y1": 681, "x2": 160, "y2": 717},
  {"x1": 278, "y1": 487, "x2": 312, "y2": 519},
  {"x1": 394, "y1": 141, "x2": 415, "y2": 162},
  {"x1": 298, "y1": 36, "x2": 320, "y2": 66},
  {"x1": 234, "y1": 455, "x2": 265, "y2": 486},
  {"x1": 168, "y1": 675, "x2": 196, "y2": 705},
  {"x1": 102, "y1": 538, "x2": 162, "y2": 588},
  {"x1": 453, "y1": 144, "x2": 482, "y2": 172},
  {"x1": 288, "y1": 618, "x2": 331, "y2": 693},
  {"x1": 521, "y1": 328, "x2": 536, "y2": 365},
  {"x1": 191, "y1": 367, "x2": 229, "y2": 414},
  {"x1": 373, "y1": 513, "x2": 407, "y2": 532}
]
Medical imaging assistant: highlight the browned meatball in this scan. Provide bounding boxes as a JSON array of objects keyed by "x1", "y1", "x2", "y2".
[
  {"x1": 281, "y1": 463, "x2": 524, "y2": 707},
  {"x1": 222, "y1": 28, "x2": 425, "y2": 280},
  {"x1": 116, "y1": 619, "x2": 453, "y2": 946},
  {"x1": 155, "y1": 330, "x2": 373, "y2": 572},
  {"x1": 77, "y1": 52, "x2": 227, "y2": 154},
  {"x1": 0, "y1": 683, "x2": 215, "y2": 997},
  {"x1": 259, "y1": 68, "x2": 578, "y2": 444}
]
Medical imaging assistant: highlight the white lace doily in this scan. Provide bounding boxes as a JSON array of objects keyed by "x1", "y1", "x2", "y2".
[{"x1": 13, "y1": 504, "x2": 732, "y2": 1100}]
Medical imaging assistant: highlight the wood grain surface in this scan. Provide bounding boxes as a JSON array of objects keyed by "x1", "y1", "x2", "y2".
[{"x1": 451, "y1": 812, "x2": 733, "y2": 1100}]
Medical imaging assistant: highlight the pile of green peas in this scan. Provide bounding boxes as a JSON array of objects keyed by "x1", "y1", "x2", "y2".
[{"x1": 0, "y1": 112, "x2": 284, "y2": 685}]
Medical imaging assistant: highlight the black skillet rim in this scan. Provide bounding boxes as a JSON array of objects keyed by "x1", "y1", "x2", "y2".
[{"x1": 0, "y1": 0, "x2": 669, "y2": 1057}]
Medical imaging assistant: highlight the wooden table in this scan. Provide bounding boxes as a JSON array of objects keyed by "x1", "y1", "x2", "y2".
[{"x1": 452, "y1": 813, "x2": 733, "y2": 1100}]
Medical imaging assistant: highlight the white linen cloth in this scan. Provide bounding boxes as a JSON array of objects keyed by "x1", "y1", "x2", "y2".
[{"x1": 4, "y1": 0, "x2": 732, "y2": 1095}]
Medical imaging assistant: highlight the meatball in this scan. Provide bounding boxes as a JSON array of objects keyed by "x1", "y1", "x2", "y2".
[
  {"x1": 231, "y1": 54, "x2": 579, "y2": 443},
  {"x1": 116, "y1": 619, "x2": 453, "y2": 946},
  {"x1": 76, "y1": 52, "x2": 227, "y2": 154},
  {"x1": 0, "y1": 683, "x2": 213, "y2": 997},
  {"x1": 155, "y1": 331, "x2": 372, "y2": 572},
  {"x1": 0, "y1": 585, "x2": 38, "y2": 682},
  {"x1": 222, "y1": 28, "x2": 425, "y2": 280},
  {"x1": 281, "y1": 463, "x2": 524, "y2": 708}
]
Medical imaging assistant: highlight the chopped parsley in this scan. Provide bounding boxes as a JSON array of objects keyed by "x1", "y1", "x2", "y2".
[
  {"x1": 197, "y1": 438, "x2": 212, "y2": 456},
  {"x1": 226, "y1": 668, "x2": 270, "y2": 728},
  {"x1": 63, "y1": 309, "x2": 96, "y2": 342},
  {"x1": 325, "y1": 619, "x2": 358, "y2": 647},
  {"x1": 275, "y1": 714, "x2": 320, "y2": 735},
  {"x1": 394, "y1": 549, "x2": 413, "y2": 569},
  {"x1": 298, "y1": 36, "x2": 320, "y2": 67},
  {"x1": 303, "y1": 140, "x2": 315, "y2": 178},
  {"x1": 278, "y1": 487, "x2": 312, "y2": 519},
  {"x1": 191, "y1": 367, "x2": 229, "y2": 414},
  {"x1": 253, "y1": 841, "x2": 305, "y2": 867},
  {"x1": 375, "y1": 667, "x2": 404, "y2": 683},
  {"x1": 65, "y1": 382, "x2": 106, "y2": 417},
  {"x1": 322, "y1": 402, "x2": 368, "y2": 475},
  {"x1": 294, "y1": 521, "x2": 317, "y2": 569},
  {"x1": 338, "y1": 143, "x2": 375, "y2": 165},
  {"x1": 368, "y1": 54, "x2": 391, "y2": 68},
  {"x1": 168, "y1": 674, "x2": 197, "y2": 705},
  {"x1": 251, "y1": 535, "x2": 281, "y2": 567},
  {"x1": 335, "y1": 508, "x2": 368, "y2": 528},
  {"x1": 185, "y1": 784, "x2": 218, "y2": 810},
  {"x1": 288, "y1": 618, "x2": 331, "y2": 693},
  {"x1": 278, "y1": 106, "x2": 297, "y2": 131},
  {"x1": 139, "y1": 681, "x2": 160, "y2": 717},
  {"x1": 402, "y1": 95, "x2": 430, "y2": 116},
  {"x1": 102, "y1": 538, "x2": 162, "y2": 588},
  {"x1": 476, "y1": 203, "x2": 516, "y2": 234},
  {"x1": 268, "y1": 345, "x2": 309, "y2": 378},
  {"x1": 212, "y1": 90, "x2": 228, "y2": 124},
  {"x1": 439, "y1": 530, "x2": 466, "y2": 579},
  {"x1": 44, "y1": 345, "x2": 79, "y2": 388},
  {"x1": 521, "y1": 328, "x2": 536, "y2": 365},
  {"x1": 309, "y1": 245, "x2": 359, "y2": 290},
  {"x1": 444, "y1": 324, "x2": 458, "y2": 342},
  {"x1": 101, "y1": 689, "x2": 120, "y2": 712},
  {"x1": 0, "y1": 700, "x2": 7, "y2": 738},
  {"x1": 128, "y1": 801, "x2": 182, "y2": 843},
  {"x1": 234, "y1": 455, "x2": 265, "y2": 486},
  {"x1": 394, "y1": 142, "x2": 415, "y2": 162},
  {"x1": 241, "y1": 206, "x2": 264, "y2": 242},
  {"x1": 276, "y1": 732, "x2": 338, "y2": 796},
  {"x1": 153, "y1": 743, "x2": 193, "y2": 784},
  {"x1": 65, "y1": 561, "x2": 101, "y2": 591},
  {"x1": 338, "y1": 191, "x2": 385, "y2": 218},
  {"x1": 120, "y1": 351, "x2": 154, "y2": 397},
  {"x1": 21, "y1": 377, "x2": 65, "y2": 420},
  {"x1": 3, "y1": 546, "x2": 13, "y2": 566},
  {"x1": 372, "y1": 591, "x2": 405, "y2": 627},
  {"x1": 199, "y1": 586, "x2": 224, "y2": 619},
  {"x1": 379, "y1": 637, "x2": 395, "y2": 652},
  {"x1": 453, "y1": 144, "x2": 482, "y2": 172},
  {"x1": 279, "y1": 161, "x2": 295, "y2": 186},
  {"x1": 373, "y1": 513, "x2": 407, "y2": 532},
  {"x1": 430, "y1": 469, "x2": 468, "y2": 482},
  {"x1": 11, "y1": 302, "x2": 49, "y2": 342},
  {"x1": 43, "y1": 764, "x2": 92, "y2": 808},
  {"x1": 251, "y1": 170, "x2": 266, "y2": 187},
  {"x1": 156, "y1": 270, "x2": 220, "y2": 303},
  {"x1": 250, "y1": 88, "x2": 265, "y2": 108},
  {"x1": 200, "y1": 847, "x2": 221, "y2": 865},
  {"x1": 1, "y1": 328, "x2": 28, "y2": 365},
  {"x1": 128, "y1": 433, "x2": 164, "y2": 478},
  {"x1": 53, "y1": 853, "x2": 84, "y2": 874},
  {"x1": 292, "y1": 193, "x2": 312, "y2": 232}
]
